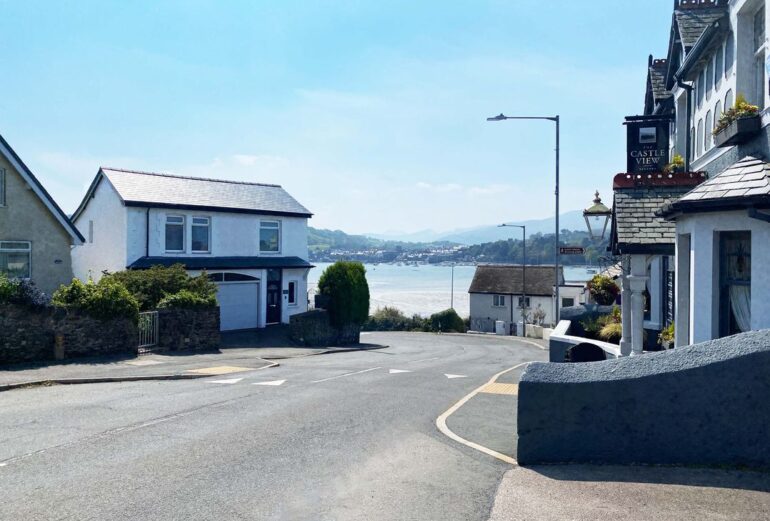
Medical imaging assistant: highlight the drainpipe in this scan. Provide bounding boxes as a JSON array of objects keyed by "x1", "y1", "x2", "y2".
[
  {"x1": 145, "y1": 208, "x2": 150, "y2": 257},
  {"x1": 676, "y1": 75, "x2": 694, "y2": 172}
]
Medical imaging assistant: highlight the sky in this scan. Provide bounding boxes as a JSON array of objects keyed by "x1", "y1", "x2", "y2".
[{"x1": 1, "y1": 0, "x2": 673, "y2": 235}]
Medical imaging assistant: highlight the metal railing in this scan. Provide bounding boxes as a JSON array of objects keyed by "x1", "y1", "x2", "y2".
[{"x1": 138, "y1": 311, "x2": 159, "y2": 354}]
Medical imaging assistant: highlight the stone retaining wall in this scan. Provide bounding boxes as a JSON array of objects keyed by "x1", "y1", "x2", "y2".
[
  {"x1": 157, "y1": 307, "x2": 220, "y2": 351},
  {"x1": 518, "y1": 329, "x2": 770, "y2": 468},
  {"x1": 0, "y1": 304, "x2": 138, "y2": 364},
  {"x1": 289, "y1": 309, "x2": 360, "y2": 347}
]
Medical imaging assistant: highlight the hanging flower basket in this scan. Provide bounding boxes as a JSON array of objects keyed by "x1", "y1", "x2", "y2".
[{"x1": 714, "y1": 115, "x2": 761, "y2": 147}]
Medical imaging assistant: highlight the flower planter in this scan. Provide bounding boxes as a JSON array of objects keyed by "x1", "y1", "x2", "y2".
[{"x1": 714, "y1": 115, "x2": 761, "y2": 148}]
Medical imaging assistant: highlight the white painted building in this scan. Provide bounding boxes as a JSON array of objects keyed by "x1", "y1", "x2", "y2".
[
  {"x1": 71, "y1": 167, "x2": 313, "y2": 331},
  {"x1": 468, "y1": 264, "x2": 564, "y2": 332}
]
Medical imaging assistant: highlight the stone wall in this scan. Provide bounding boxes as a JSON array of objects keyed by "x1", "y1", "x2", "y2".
[
  {"x1": 0, "y1": 304, "x2": 138, "y2": 364},
  {"x1": 157, "y1": 307, "x2": 220, "y2": 351},
  {"x1": 518, "y1": 329, "x2": 770, "y2": 468},
  {"x1": 289, "y1": 309, "x2": 360, "y2": 347}
]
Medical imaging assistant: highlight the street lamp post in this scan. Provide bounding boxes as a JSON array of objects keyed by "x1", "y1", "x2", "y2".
[
  {"x1": 450, "y1": 262, "x2": 455, "y2": 310},
  {"x1": 487, "y1": 113, "x2": 560, "y2": 325},
  {"x1": 499, "y1": 223, "x2": 527, "y2": 337}
]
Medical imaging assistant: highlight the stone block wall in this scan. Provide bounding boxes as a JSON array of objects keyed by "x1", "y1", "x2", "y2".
[
  {"x1": 0, "y1": 303, "x2": 138, "y2": 364},
  {"x1": 157, "y1": 307, "x2": 220, "y2": 351},
  {"x1": 289, "y1": 309, "x2": 360, "y2": 347}
]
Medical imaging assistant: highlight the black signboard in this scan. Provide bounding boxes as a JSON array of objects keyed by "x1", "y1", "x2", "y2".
[
  {"x1": 625, "y1": 115, "x2": 672, "y2": 174},
  {"x1": 560, "y1": 246, "x2": 585, "y2": 255}
]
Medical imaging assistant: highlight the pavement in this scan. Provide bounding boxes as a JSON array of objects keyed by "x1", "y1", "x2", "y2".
[{"x1": 1, "y1": 331, "x2": 767, "y2": 520}]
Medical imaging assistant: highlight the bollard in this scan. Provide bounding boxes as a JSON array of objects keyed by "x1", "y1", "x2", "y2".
[{"x1": 54, "y1": 334, "x2": 65, "y2": 360}]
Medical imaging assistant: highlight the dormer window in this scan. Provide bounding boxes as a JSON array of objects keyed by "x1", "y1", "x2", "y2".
[
  {"x1": 260, "y1": 220, "x2": 281, "y2": 253},
  {"x1": 165, "y1": 215, "x2": 185, "y2": 252}
]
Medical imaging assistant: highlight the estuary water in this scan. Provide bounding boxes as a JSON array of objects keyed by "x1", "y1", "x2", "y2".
[{"x1": 307, "y1": 263, "x2": 597, "y2": 318}]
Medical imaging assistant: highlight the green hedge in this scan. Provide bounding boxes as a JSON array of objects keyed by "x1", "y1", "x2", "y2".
[
  {"x1": 104, "y1": 264, "x2": 217, "y2": 311},
  {"x1": 158, "y1": 289, "x2": 217, "y2": 310},
  {"x1": 363, "y1": 306, "x2": 428, "y2": 332},
  {"x1": 317, "y1": 261, "x2": 370, "y2": 328},
  {"x1": 429, "y1": 308, "x2": 466, "y2": 333},
  {"x1": 52, "y1": 278, "x2": 140, "y2": 324}
]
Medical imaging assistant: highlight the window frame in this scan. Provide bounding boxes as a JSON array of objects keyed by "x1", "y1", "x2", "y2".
[
  {"x1": 259, "y1": 220, "x2": 282, "y2": 254},
  {"x1": 492, "y1": 294, "x2": 506, "y2": 307},
  {"x1": 191, "y1": 216, "x2": 211, "y2": 254},
  {"x1": 165, "y1": 215, "x2": 186, "y2": 253},
  {"x1": 517, "y1": 296, "x2": 531, "y2": 309},
  {"x1": 0, "y1": 240, "x2": 32, "y2": 279},
  {"x1": 0, "y1": 168, "x2": 5, "y2": 207},
  {"x1": 288, "y1": 281, "x2": 297, "y2": 306}
]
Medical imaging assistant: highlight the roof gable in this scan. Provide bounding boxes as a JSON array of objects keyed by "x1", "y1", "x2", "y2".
[
  {"x1": 468, "y1": 264, "x2": 563, "y2": 296},
  {"x1": 73, "y1": 167, "x2": 313, "y2": 221},
  {"x1": 0, "y1": 133, "x2": 84, "y2": 244}
]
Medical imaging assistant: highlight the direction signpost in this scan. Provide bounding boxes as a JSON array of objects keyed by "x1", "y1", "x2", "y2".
[{"x1": 559, "y1": 246, "x2": 585, "y2": 255}]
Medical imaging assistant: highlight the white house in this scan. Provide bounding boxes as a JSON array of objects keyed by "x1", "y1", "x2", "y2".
[
  {"x1": 71, "y1": 167, "x2": 313, "y2": 331},
  {"x1": 468, "y1": 264, "x2": 564, "y2": 332}
]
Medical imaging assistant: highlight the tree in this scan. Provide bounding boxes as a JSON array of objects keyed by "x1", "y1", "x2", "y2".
[{"x1": 317, "y1": 261, "x2": 370, "y2": 328}]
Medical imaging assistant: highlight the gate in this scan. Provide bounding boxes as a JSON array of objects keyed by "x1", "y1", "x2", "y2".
[{"x1": 138, "y1": 311, "x2": 159, "y2": 354}]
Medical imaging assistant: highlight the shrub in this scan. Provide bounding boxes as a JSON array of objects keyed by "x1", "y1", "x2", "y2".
[
  {"x1": 53, "y1": 278, "x2": 140, "y2": 324},
  {"x1": 587, "y1": 275, "x2": 619, "y2": 305},
  {"x1": 429, "y1": 308, "x2": 466, "y2": 333},
  {"x1": 364, "y1": 306, "x2": 429, "y2": 331},
  {"x1": 317, "y1": 261, "x2": 370, "y2": 328},
  {"x1": 104, "y1": 264, "x2": 217, "y2": 311},
  {"x1": 598, "y1": 322, "x2": 622, "y2": 343},
  {"x1": 158, "y1": 289, "x2": 217, "y2": 310},
  {"x1": 658, "y1": 322, "x2": 675, "y2": 346},
  {"x1": 0, "y1": 273, "x2": 49, "y2": 308}
]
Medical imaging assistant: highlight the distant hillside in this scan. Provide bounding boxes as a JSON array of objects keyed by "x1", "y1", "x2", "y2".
[
  {"x1": 366, "y1": 210, "x2": 586, "y2": 246},
  {"x1": 308, "y1": 227, "x2": 456, "y2": 253}
]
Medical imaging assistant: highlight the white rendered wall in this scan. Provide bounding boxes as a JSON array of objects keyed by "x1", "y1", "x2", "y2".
[
  {"x1": 469, "y1": 293, "x2": 555, "y2": 328},
  {"x1": 71, "y1": 178, "x2": 127, "y2": 281},
  {"x1": 138, "y1": 210, "x2": 308, "y2": 262},
  {"x1": 281, "y1": 267, "x2": 310, "y2": 323},
  {"x1": 676, "y1": 210, "x2": 770, "y2": 344}
]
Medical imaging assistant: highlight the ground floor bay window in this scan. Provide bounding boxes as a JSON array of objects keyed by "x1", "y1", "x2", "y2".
[{"x1": 720, "y1": 231, "x2": 751, "y2": 336}]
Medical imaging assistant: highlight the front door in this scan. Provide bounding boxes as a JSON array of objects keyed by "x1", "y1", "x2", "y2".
[{"x1": 266, "y1": 269, "x2": 282, "y2": 324}]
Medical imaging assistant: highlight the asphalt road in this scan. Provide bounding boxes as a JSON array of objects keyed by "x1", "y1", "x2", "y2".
[{"x1": 0, "y1": 332, "x2": 546, "y2": 521}]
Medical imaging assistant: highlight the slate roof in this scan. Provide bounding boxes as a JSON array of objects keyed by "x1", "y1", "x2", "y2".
[
  {"x1": 662, "y1": 156, "x2": 770, "y2": 214},
  {"x1": 128, "y1": 256, "x2": 314, "y2": 270},
  {"x1": 675, "y1": 6, "x2": 726, "y2": 50},
  {"x1": 74, "y1": 167, "x2": 312, "y2": 220},
  {"x1": 612, "y1": 185, "x2": 696, "y2": 255},
  {"x1": 468, "y1": 265, "x2": 563, "y2": 297},
  {"x1": 649, "y1": 60, "x2": 671, "y2": 105}
]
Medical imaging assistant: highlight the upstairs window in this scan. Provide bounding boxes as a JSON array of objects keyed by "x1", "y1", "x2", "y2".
[
  {"x1": 260, "y1": 220, "x2": 281, "y2": 253},
  {"x1": 0, "y1": 241, "x2": 31, "y2": 279},
  {"x1": 726, "y1": 32, "x2": 735, "y2": 76},
  {"x1": 0, "y1": 169, "x2": 5, "y2": 206},
  {"x1": 493, "y1": 295, "x2": 506, "y2": 307},
  {"x1": 755, "y1": 7, "x2": 765, "y2": 52},
  {"x1": 706, "y1": 59, "x2": 714, "y2": 101},
  {"x1": 191, "y1": 216, "x2": 210, "y2": 253},
  {"x1": 715, "y1": 45, "x2": 724, "y2": 90},
  {"x1": 698, "y1": 69, "x2": 706, "y2": 107},
  {"x1": 705, "y1": 110, "x2": 713, "y2": 151},
  {"x1": 165, "y1": 215, "x2": 185, "y2": 252}
]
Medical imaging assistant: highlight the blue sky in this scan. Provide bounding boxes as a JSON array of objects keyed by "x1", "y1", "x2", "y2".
[{"x1": 1, "y1": 0, "x2": 673, "y2": 235}]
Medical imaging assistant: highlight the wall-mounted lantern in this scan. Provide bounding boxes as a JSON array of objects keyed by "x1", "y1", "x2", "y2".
[{"x1": 583, "y1": 190, "x2": 612, "y2": 241}]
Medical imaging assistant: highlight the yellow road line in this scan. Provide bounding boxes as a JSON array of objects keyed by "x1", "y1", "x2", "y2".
[{"x1": 435, "y1": 362, "x2": 530, "y2": 466}]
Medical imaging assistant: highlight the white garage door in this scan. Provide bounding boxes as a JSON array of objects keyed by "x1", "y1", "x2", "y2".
[{"x1": 217, "y1": 283, "x2": 259, "y2": 331}]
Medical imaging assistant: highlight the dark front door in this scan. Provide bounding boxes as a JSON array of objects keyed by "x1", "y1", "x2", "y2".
[{"x1": 266, "y1": 269, "x2": 282, "y2": 324}]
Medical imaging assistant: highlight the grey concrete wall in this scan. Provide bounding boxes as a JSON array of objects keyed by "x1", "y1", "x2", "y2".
[{"x1": 518, "y1": 329, "x2": 770, "y2": 468}]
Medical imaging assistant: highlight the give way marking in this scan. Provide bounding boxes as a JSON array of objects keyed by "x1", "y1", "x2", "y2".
[
  {"x1": 252, "y1": 380, "x2": 286, "y2": 386},
  {"x1": 389, "y1": 369, "x2": 412, "y2": 374},
  {"x1": 206, "y1": 378, "x2": 243, "y2": 384},
  {"x1": 444, "y1": 374, "x2": 467, "y2": 379}
]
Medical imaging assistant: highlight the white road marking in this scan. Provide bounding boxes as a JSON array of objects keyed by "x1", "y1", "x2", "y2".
[
  {"x1": 388, "y1": 369, "x2": 411, "y2": 374},
  {"x1": 436, "y1": 362, "x2": 530, "y2": 465},
  {"x1": 444, "y1": 374, "x2": 467, "y2": 379},
  {"x1": 206, "y1": 378, "x2": 243, "y2": 384},
  {"x1": 408, "y1": 357, "x2": 439, "y2": 364},
  {"x1": 124, "y1": 359, "x2": 165, "y2": 366},
  {"x1": 311, "y1": 367, "x2": 382, "y2": 383},
  {"x1": 252, "y1": 380, "x2": 286, "y2": 386}
]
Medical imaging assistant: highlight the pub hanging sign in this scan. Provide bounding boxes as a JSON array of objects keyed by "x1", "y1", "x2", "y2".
[{"x1": 624, "y1": 115, "x2": 672, "y2": 174}]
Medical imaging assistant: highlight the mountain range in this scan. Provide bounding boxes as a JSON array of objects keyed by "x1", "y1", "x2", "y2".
[{"x1": 365, "y1": 210, "x2": 586, "y2": 245}]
